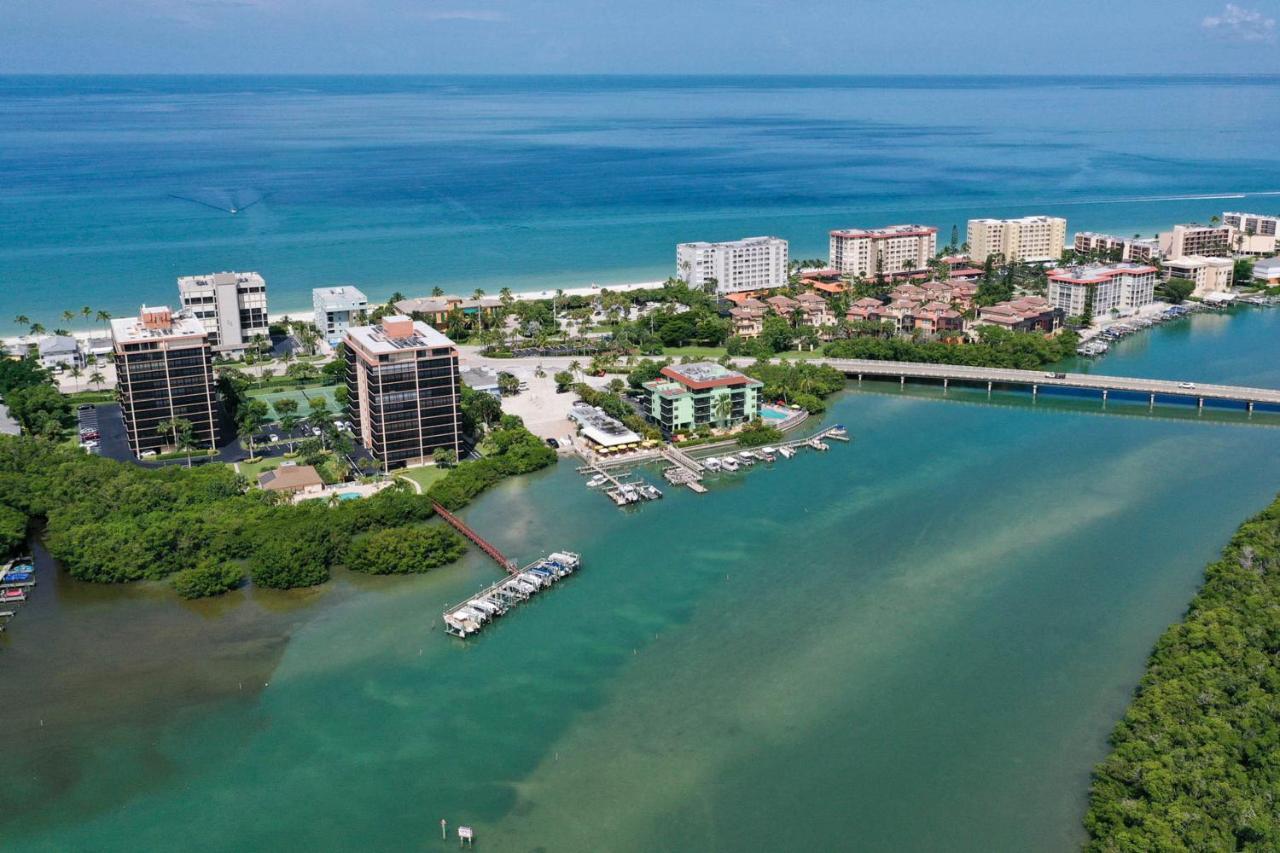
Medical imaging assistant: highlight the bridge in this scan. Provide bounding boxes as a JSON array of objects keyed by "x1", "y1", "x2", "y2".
[{"x1": 791, "y1": 358, "x2": 1280, "y2": 413}]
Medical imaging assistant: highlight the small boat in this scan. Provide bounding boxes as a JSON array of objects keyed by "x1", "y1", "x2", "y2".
[
  {"x1": 809, "y1": 440, "x2": 829, "y2": 452},
  {"x1": 778, "y1": 446, "x2": 795, "y2": 459},
  {"x1": 737, "y1": 451, "x2": 756, "y2": 465},
  {"x1": 0, "y1": 589, "x2": 25, "y2": 602},
  {"x1": 586, "y1": 475, "x2": 608, "y2": 488},
  {"x1": 703, "y1": 457, "x2": 722, "y2": 472},
  {"x1": 759, "y1": 446, "x2": 777, "y2": 455},
  {"x1": 720, "y1": 457, "x2": 740, "y2": 472},
  {"x1": 547, "y1": 552, "x2": 581, "y2": 572},
  {"x1": 758, "y1": 450, "x2": 776, "y2": 462},
  {"x1": 640, "y1": 484, "x2": 663, "y2": 500}
]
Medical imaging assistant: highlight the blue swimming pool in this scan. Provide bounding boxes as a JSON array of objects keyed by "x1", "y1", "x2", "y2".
[
  {"x1": 761, "y1": 407, "x2": 790, "y2": 420},
  {"x1": 338, "y1": 492, "x2": 362, "y2": 501}
]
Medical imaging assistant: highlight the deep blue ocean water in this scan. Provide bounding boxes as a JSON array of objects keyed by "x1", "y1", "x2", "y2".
[{"x1": 2, "y1": 74, "x2": 1279, "y2": 330}]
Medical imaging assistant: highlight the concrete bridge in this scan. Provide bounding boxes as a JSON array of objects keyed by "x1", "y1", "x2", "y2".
[{"x1": 785, "y1": 358, "x2": 1280, "y2": 413}]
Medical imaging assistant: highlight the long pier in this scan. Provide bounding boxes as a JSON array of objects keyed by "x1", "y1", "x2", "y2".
[
  {"x1": 799, "y1": 358, "x2": 1280, "y2": 412},
  {"x1": 432, "y1": 501, "x2": 517, "y2": 573}
]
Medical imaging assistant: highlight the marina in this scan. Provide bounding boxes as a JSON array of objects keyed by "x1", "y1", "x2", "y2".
[
  {"x1": 441, "y1": 552, "x2": 582, "y2": 639},
  {"x1": 0, "y1": 557, "x2": 35, "y2": 631}
]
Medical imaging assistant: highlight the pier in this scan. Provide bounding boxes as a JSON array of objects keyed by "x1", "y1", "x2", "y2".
[
  {"x1": 798, "y1": 358, "x2": 1280, "y2": 412},
  {"x1": 441, "y1": 551, "x2": 582, "y2": 639},
  {"x1": 432, "y1": 502, "x2": 517, "y2": 572}
]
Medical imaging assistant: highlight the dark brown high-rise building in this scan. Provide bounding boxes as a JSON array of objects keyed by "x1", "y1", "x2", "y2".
[
  {"x1": 111, "y1": 306, "x2": 221, "y2": 458},
  {"x1": 344, "y1": 316, "x2": 462, "y2": 469}
]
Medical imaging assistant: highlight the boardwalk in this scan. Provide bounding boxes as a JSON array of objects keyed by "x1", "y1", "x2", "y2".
[
  {"x1": 791, "y1": 358, "x2": 1280, "y2": 411},
  {"x1": 432, "y1": 502, "x2": 517, "y2": 572}
]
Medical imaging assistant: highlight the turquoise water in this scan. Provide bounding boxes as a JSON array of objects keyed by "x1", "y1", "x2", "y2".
[
  {"x1": 4, "y1": 307, "x2": 1280, "y2": 851},
  {"x1": 3, "y1": 75, "x2": 1280, "y2": 331}
]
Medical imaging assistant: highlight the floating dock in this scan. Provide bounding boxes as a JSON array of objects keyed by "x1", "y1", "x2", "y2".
[{"x1": 0, "y1": 557, "x2": 34, "y2": 630}]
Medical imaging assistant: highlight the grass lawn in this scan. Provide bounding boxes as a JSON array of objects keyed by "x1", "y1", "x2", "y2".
[
  {"x1": 658, "y1": 346, "x2": 827, "y2": 361},
  {"x1": 234, "y1": 456, "x2": 284, "y2": 480},
  {"x1": 396, "y1": 465, "x2": 448, "y2": 494}
]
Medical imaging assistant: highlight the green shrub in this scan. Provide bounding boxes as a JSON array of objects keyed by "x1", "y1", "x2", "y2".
[
  {"x1": 344, "y1": 526, "x2": 467, "y2": 575},
  {"x1": 736, "y1": 422, "x2": 784, "y2": 447},
  {"x1": 171, "y1": 563, "x2": 244, "y2": 599}
]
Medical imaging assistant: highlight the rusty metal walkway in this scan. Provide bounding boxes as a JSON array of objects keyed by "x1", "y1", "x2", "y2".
[{"x1": 433, "y1": 502, "x2": 517, "y2": 573}]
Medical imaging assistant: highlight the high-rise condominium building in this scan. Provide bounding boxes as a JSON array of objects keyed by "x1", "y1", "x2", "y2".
[
  {"x1": 111, "y1": 306, "x2": 221, "y2": 458},
  {"x1": 344, "y1": 316, "x2": 462, "y2": 469},
  {"x1": 676, "y1": 236, "x2": 789, "y2": 295},
  {"x1": 1158, "y1": 224, "x2": 1232, "y2": 259},
  {"x1": 1221, "y1": 212, "x2": 1280, "y2": 255},
  {"x1": 1047, "y1": 263, "x2": 1158, "y2": 318},
  {"x1": 313, "y1": 286, "x2": 369, "y2": 345},
  {"x1": 177, "y1": 271, "x2": 270, "y2": 355},
  {"x1": 967, "y1": 216, "x2": 1067, "y2": 263},
  {"x1": 828, "y1": 225, "x2": 937, "y2": 278},
  {"x1": 1073, "y1": 232, "x2": 1161, "y2": 262}
]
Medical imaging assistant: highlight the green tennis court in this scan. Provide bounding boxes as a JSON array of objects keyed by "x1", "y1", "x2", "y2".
[{"x1": 248, "y1": 385, "x2": 339, "y2": 415}]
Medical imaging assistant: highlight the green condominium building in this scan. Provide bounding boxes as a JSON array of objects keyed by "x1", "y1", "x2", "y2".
[{"x1": 641, "y1": 361, "x2": 762, "y2": 435}]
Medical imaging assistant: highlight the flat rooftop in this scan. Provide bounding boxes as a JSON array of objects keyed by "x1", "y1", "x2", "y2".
[
  {"x1": 177, "y1": 271, "x2": 264, "y2": 290},
  {"x1": 830, "y1": 224, "x2": 936, "y2": 238},
  {"x1": 346, "y1": 319, "x2": 455, "y2": 354},
  {"x1": 110, "y1": 309, "x2": 208, "y2": 345},
  {"x1": 314, "y1": 285, "x2": 368, "y2": 305},
  {"x1": 656, "y1": 361, "x2": 761, "y2": 391},
  {"x1": 677, "y1": 236, "x2": 785, "y2": 250},
  {"x1": 1049, "y1": 263, "x2": 1158, "y2": 283}
]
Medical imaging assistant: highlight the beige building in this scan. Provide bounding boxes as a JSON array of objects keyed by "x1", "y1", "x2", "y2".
[
  {"x1": 177, "y1": 271, "x2": 269, "y2": 356},
  {"x1": 676, "y1": 236, "x2": 789, "y2": 295},
  {"x1": 1073, "y1": 232, "x2": 1161, "y2": 262},
  {"x1": 1158, "y1": 224, "x2": 1231, "y2": 259},
  {"x1": 967, "y1": 216, "x2": 1066, "y2": 263},
  {"x1": 1221, "y1": 212, "x2": 1280, "y2": 255},
  {"x1": 258, "y1": 464, "x2": 325, "y2": 498},
  {"x1": 1162, "y1": 256, "x2": 1234, "y2": 296},
  {"x1": 828, "y1": 225, "x2": 936, "y2": 278}
]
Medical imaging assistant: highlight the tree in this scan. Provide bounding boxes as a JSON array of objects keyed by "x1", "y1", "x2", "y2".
[
  {"x1": 553, "y1": 370, "x2": 575, "y2": 392},
  {"x1": 712, "y1": 393, "x2": 733, "y2": 426},
  {"x1": 344, "y1": 526, "x2": 467, "y2": 575},
  {"x1": 68, "y1": 364, "x2": 83, "y2": 392},
  {"x1": 431, "y1": 286, "x2": 445, "y2": 297},
  {"x1": 496, "y1": 372, "x2": 520, "y2": 396},
  {"x1": 1157, "y1": 277, "x2": 1196, "y2": 305},
  {"x1": 95, "y1": 310, "x2": 112, "y2": 333},
  {"x1": 307, "y1": 396, "x2": 333, "y2": 448},
  {"x1": 1233, "y1": 257, "x2": 1254, "y2": 286},
  {"x1": 156, "y1": 417, "x2": 197, "y2": 467},
  {"x1": 6, "y1": 384, "x2": 71, "y2": 437},
  {"x1": 432, "y1": 447, "x2": 457, "y2": 468},
  {"x1": 237, "y1": 399, "x2": 270, "y2": 458},
  {"x1": 171, "y1": 562, "x2": 244, "y2": 599}
]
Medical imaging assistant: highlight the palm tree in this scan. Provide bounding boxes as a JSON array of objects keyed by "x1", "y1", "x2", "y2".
[
  {"x1": 156, "y1": 417, "x2": 196, "y2": 467},
  {"x1": 61, "y1": 309, "x2": 76, "y2": 327},
  {"x1": 431, "y1": 286, "x2": 445, "y2": 297},
  {"x1": 568, "y1": 359, "x2": 582, "y2": 380},
  {"x1": 14, "y1": 314, "x2": 29, "y2": 329},
  {"x1": 89, "y1": 370, "x2": 105, "y2": 390},
  {"x1": 69, "y1": 364, "x2": 83, "y2": 391},
  {"x1": 712, "y1": 393, "x2": 733, "y2": 426},
  {"x1": 28, "y1": 322, "x2": 45, "y2": 336},
  {"x1": 95, "y1": 310, "x2": 112, "y2": 333}
]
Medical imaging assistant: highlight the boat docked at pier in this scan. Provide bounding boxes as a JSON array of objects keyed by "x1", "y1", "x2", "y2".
[{"x1": 442, "y1": 552, "x2": 582, "y2": 639}]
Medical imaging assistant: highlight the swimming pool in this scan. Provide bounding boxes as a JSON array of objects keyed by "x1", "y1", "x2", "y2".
[{"x1": 760, "y1": 406, "x2": 790, "y2": 420}]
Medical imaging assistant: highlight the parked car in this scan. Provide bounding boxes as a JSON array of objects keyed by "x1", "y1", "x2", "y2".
[
  {"x1": 77, "y1": 403, "x2": 95, "y2": 412},
  {"x1": 268, "y1": 433, "x2": 279, "y2": 443},
  {"x1": 1179, "y1": 382, "x2": 1196, "y2": 389},
  {"x1": 545, "y1": 437, "x2": 560, "y2": 449}
]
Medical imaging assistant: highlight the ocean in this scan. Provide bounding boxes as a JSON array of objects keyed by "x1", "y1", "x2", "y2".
[{"x1": 2, "y1": 74, "x2": 1280, "y2": 331}]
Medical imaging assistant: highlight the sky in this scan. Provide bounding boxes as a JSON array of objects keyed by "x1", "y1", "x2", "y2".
[{"x1": 0, "y1": 0, "x2": 1278, "y2": 75}]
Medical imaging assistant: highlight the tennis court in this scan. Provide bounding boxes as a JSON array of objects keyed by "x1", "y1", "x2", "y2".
[{"x1": 248, "y1": 385, "x2": 339, "y2": 415}]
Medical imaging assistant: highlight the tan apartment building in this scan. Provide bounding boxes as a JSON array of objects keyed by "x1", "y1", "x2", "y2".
[
  {"x1": 1162, "y1": 256, "x2": 1234, "y2": 296},
  {"x1": 1073, "y1": 232, "x2": 1161, "y2": 262},
  {"x1": 344, "y1": 316, "x2": 463, "y2": 469},
  {"x1": 1158, "y1": 224, "x2": 1231, "y2": 259},
  {"x1": 1221, "y1": 211, "x2": 1280, "y2": 255},
  {"x1": 828, "y1": 225, "x2": 937, "y2": 278},
  {"x1": 967, "y1": 216, "x2": 1067, "y2": 263},
  {"x1": 111, "y1": 306, "x2": 221, "y2": 458}
]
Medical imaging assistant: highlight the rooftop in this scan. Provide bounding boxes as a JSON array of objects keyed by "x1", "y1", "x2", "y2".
[
  {"x1": 313, "y1": 285, "x2": 368, "y2": 306},
  {"x1": 394, "y1": 295, "x2": 503, "y2": 314},
  {"x1": 677, "y1": 235, "x2": 786, "y2": 250},
  {"x1": 37, "y1": 335, "x2": 78, "y2": 356},
  {"x1": 568, "y1": 403, "x2": 641, "y2": 448},
  {"x1": 830, "y1": 224, "x2": 936, "y2": 239},
  {"x1": 345, "y1": 318, "x2": 455, "y2": 354},
  {"x1": 177, "y1": 271, "x2": 265, "y2": 291},
  {"x1": 258, "y1": 464, "x2": 324, "y2": 492},
  {"x1": 658, "y1": 361, "x2": 759, "y2": 391},
  {"x1": 1048, "y1": 263, "x2": 1158, "y2": 284},
  {"x1": 110, "y1": 306, "x2": 208, "y2": 345}
]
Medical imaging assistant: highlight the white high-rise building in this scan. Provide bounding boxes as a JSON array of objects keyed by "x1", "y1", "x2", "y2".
[
  {"x1": 676, "y1": 236, "x2": 788, "y2": 295},
  {"x1": 967, "y1": 216, "x2": 1067, "y2": 263},
  {"x1": 1163, "y1": 257, "x2": 1235, "y2": 296},
  {"x1": 828, "y1": 225, "x2": 937, "y2": 278},
  {"x1": 1047, "y1": 263, "x2": 1158, "y2": 318},
  {"x1": 313, "y1": 286, "x2": 369, "y2": 345},
  {"x1": 177, "y1": 271, "x2": 269, "y2": 355}
]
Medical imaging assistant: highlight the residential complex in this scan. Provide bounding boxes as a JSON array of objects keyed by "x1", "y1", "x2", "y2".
[
  {"x1": 1253, "y1": 258, "x2": 1280, "y2": 286},
  {"x1": 641, "y1": 362, "x2": 762, "y2": 434},
  {"x1": 676, "y1": 236, "x2": 789, "y2": 295},
  {"x1": 176, "y1": 271, "x2": 269, "y2": 356},
  {"x1": 1158, "y1": 224, "x2": 1231, "y2": 259},
  {"x1": 1047, "y1": 263, "x2": 1158, "y2": 318},
  {"x1": 967, "y1": 216, "x2": 1067, "y2": 263},
  {"x1": 1221, "y1": 211, "x2": 1280, "y2": 255},
  {"x1": 1162, "y1": 256, "x2": 1234, "y2": 296},
  {"x1": 111, "y1": 306, "x2": 221, "y2": 458},
  {"x1": 973, "y1": 297, "x2": 1060, "y2": 333},
  {"x1": 36, "y1": 335, "x2": 81, "y2": 370},
  {"x1": 313, "y1": 286, "x2": 368, "y2": 345},
  {"x1": 394, "y1": 294, "x2": 503, "y2": 328},
  {"x1": 343, "y1": 316, "x2": 463, "y2": 469},
  {"x1": 1073, "y1": 232, "x2": 1161, "y2": 262},
  {"x1": 828, "y1": 225, "x2": 937, "y2": 278}
]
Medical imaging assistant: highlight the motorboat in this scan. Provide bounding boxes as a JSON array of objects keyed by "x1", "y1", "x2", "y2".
[{"x1": 720, "y1": 457, "x2": 740, "y2": 472}]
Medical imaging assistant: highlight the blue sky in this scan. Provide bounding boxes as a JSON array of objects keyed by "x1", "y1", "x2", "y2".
[{"x1": 1, "y1": 0, "x2": 1278, "y2": 74}]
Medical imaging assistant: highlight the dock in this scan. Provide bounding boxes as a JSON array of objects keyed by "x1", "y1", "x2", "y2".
[
  {"x1": 441, "y1": 551, "x2": 582, "y2": 639},
  {"x1": 577, "y1": 460, "x2": 665, "y2": 506},
  {"x1": 0, "y1": 557, "x2": 35, "y2": 631},
  {"x1": 432, "y1": 502, "x2": 517, "y2": 573}
]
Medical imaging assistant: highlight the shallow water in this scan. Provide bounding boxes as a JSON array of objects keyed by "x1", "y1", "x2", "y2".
[{"x1": 4, "y1": 307, "x2": 1280, "y2": 851}]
